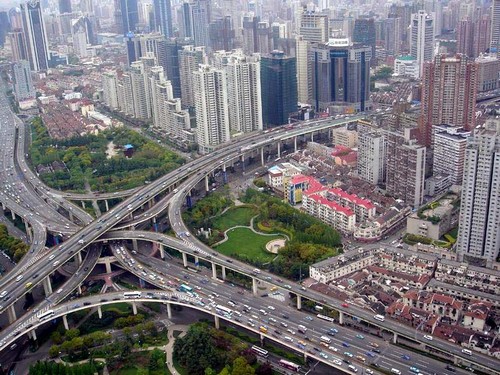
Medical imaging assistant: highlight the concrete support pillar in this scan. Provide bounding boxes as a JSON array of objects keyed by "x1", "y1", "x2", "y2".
[
  {"x1": 105, "y1": 258, "x2": 112, "y2": 274},
  {"x1": 339, "y1": 311, "x2": 344, "y2": 325},
  {"x1": 214, "y1": 315, "x2": 220, "y2": 329},
  {"x1": 297, "y1": 295, "x2": 302, "y2": 310},
  {"x1": 241, "y1": 154, "x2": 245, "y2": 171},
  {"x1": 25, "y1": 223, "x2": 33, "y2": 241},
  {"x1": 260, "y1": 334, "x2": 264, "y2": 345},
  {"x1": 68, "y1": 210, "x2": 74, "y2": 221},
  {"x1": 81, "y1": 201, "x2": 85, "y2": 209},
  {"x1": 63, "y1": 315, "x2": 69, "y2": 330},
  {"x1": 167, "y1": 303, "x2": 172, "y2": 319},
  {"x1": 7, "y1": 305, "x2": 17, "y2": 323},
  {"x1": 77, "y1": 285, "x2": 82, "y2": 295},
  {"x1": 132, "y1": 302, "x2": 138, "y2": 315},
  {"x1": 132, "y1": 239, "x2": 138, "y2": 251},
  {"x1": 221, "y1": 266, "x2": 226, "y2": 280},
  {"x1": 159, "y1": 244, "x2": 165, "y2": 260},
  {"x1": 205, "y1": 175, "x2": 210, "y2": 192},
  {"x1": 29, "y1": 329, "x2": 37, "y2": 341},
  {"x1": 252, "y1": 278, "x2": 258, "y2": 296},
  {"x1": 277, "y1": 142, "x2": 281, "y2": 158},
  {"x1": 294, "y1": 137, "x2": 297, "y2": 152},
  {"x1": 76, "y1": 251, "x2": 83, "y2": 265},
  {"x1": 1, "y1": 202, "x2": 5, "y2": 210},
  {"x1": 11, "y1": 210, "x2": 15, "y2": 221},
  {"x1": 393, "y1": 332, "x2": 398, "y2": 344},
  {"x1": 311, "y1": 132, "x2": 314, "y2": 142},
  {"x1": 148, "y1": 199, "x2": 153, "y2": 209},
  {"x1": 212, "y1": 262, "x2": 217, "y2": 279},
  {"x1": 182, "y1": 252, "x2": 188, "y2": 267},
  {"x1": 260, "y1": 147, "x2": 264, "y2": 166},
  {"x1": 43, "y1": 276, "x2": 53, "y2": 296},
  {"x1": 104, "y1": 200, "x2": 109, "y2": 212},
  {"x1": 453, "y1": 356, "x2": 459, "y2": 365},
  {"x1": 194, "y1": 256, "x2": 199, "y2": 267},
  {"x1": 97, "y1": 305, "x2": 102, "y2": 319}
]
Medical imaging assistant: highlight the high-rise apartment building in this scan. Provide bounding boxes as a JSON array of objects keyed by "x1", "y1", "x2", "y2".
[
  {"x1": 385, "y1": 130, "x2": 426, "y2": 209},
  {"x1": 20, "y1": 0, "x2": 50, "y2": 71},
  {"x1": 410, "y1": 10, "x2": 435, "y2": 76},
  {"x1": 13, "y1": 60, "x2": 35, "y2": 100},
  {"x1": 476, "y1": 54, "x2": 500, "y2": 93},
  {"x1": 121, "y1": 60, "x2": 150, "y2": 119},
  {"x1": 296, "y1": 8, "x2": 329, "y2": 44},
  {"x1": 0, "y1": 12, "x2": 10, "y2": 48},
  {"x1": 385, "y1": 16, "x2": 402, "y2": 57},
  {"x1": 311, "y1": 38, "x2": 371, "y2": 113},
  {"x1": 491, "y1": 0, "x2": 500, "y2": 56},
  {"x1": 457, "y1": 120, "x2": 500, "y2": 267},
  {"x1": 214, "y1": 50, "x2": 262, "y2": 134},
  {"x1": 193, "y1": 65, "x2": 230, "y2": 153},
  {"x1": 7, "y1": 30, "x2": 28, "y2": 62},
  {"x1": 357, "y1": 124, "x2": 386, "y2": 185},
  {"x1": 242, "y1": 15, "x2": 259, "y2": 54},
  {"x1": 260, "y1": 51, "x2": 297, "y2": 127},
  {"x1": 153, "y1": 0, "x2": 172, "y2": 37},
  {"x1": 419, "y1": 54, "x2": 478, "y2": 147},
  {"x1": 295, "y1": 36, "x2": 310, "y2": 104},
  {"x1": 179, "y1": 45, "x2": 207, "y2": 108},
  {"x1": 102, "y1": 70, "x2": 120, "y2": 110},
  {"x1": 457, "y1": 14, "x2": 491, "y2": 58},
  {"x1": 432, "y1": 125, "x2": 470, "y2": 186}
]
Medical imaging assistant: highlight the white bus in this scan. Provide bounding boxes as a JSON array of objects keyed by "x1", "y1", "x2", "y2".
[
  {"x1": 251, "y1": 345, "x2": 269, "y2": 358},
  {"x1": 317, "y1": 314, "x2": 334, "y2": 322},
  {"x1": 123, "y1": 291, "x2": 142, "y2": 299},
  {"x1": 374, "y1": 314, "x2": 385, "y2": 322},
  {"x1": 37, "y1": 310, "x2": 55, "y2": 321},
  {"x1": 320, "y1": 335, "x2": 332, "y2": 344},
  {"x1": 215, "y1": 305, "x2": 233, "y2": 316}
]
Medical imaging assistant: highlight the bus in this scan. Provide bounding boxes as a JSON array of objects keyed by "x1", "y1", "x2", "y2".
[
  {"x1": 320, "y1": 335, "x2": 332, "y2": 344},
  {"x1": 278, "y1": 359, "x2": 301, "y2": 372},
  {"x1": 123, "y1": 291, "x2": 142, "y2": 299},
  {"x1": 317, "y1": 314, "x2": 334, "y2": 322},
  {"x1": 373, "y1": 314, "x2": 385, "y2": 322},
  {"x1": 298, "y1": 325, "x2": 307, "y2": 334},
  {"x1": 180, "y1": 284, "x2": 193, "y2": 293},
  {"x1": 37, "y1": 310, "x2": 55, "y2": 321},
  {"x1": 215, "y1": 305, "x2": 233, "y2": 316},
  {"x1": 251, "y1": 345, "x2": 269, "y2": 358}
]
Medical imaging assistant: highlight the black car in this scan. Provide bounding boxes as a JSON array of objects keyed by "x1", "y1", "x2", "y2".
[
  {"x1": 372, "y1": 348, "x2": 381, "y2": 353},
  {"x1": 83, "y1": 302, "x2": 91, "y2": 306},
  {"x1": 282, "y1": 313, "x2": 289, "y2": 319},
  {"x1": 226, "y1": 259, "x2": 233, "y2": 263},
  {"x1": 445, "y1": 365, "x2": 456, "y2": 372},
  {"x1": 313, "y1": 347, "x2": 321, "y2": 352}
]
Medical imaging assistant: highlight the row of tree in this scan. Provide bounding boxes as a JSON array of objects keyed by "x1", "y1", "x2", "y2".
[
  {"x1": 29, "y1": 360, "x2": 99, "y2": 375},
  {"x1": 186, "y1": 188, "x2": 234, "y2": 230},
  {"x1": 0, "y1": 224, "x2": 29, "y2": 262}
]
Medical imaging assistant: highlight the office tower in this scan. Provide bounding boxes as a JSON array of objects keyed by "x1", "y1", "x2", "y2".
[
  {"x1": 153, "y1": 0, "x2": 172, "y2": 37},
  {"x1": 0, "y1": 12, "x2": 10, "y2": 48},
  {"x1": 410, "y1": 10, "x2": 435, "y2": 76},
  {"x1": 214, "y1": 50, "x2": 262, "y2": 134},
  {"x1": 385, "y1": 16, "x2": 401, "y2": 57},
  {"x1": 59, "y1": 13, "x2": 75, "y2": 35},
  {"x1": 125, "y1": 33, "x2": 162, "y2": 66},
  {"x1": 491, "y1": 0, "x2": 500, "y2": 56},
  {"x1": 353, "y1": 17, "x2": 376, "y2": 66},
  {"x1": 311, "y1": 38, "x2": 372, "y2": 113},
  {"x1": 7, "y1": 30, "x2": 28, "y2": 62},
  {"x1": 8, "y1": 8, "x2": 23, "y2": 30},
  {"x1": 295, "y1": 36, "x2": 310, "y2": 104},
  {"x1": 357, "y1": 125, "x2": 386, "y2": 185},
  {"x1": 102, "y1": 70, "x2": 120, "y2": 109},
  {"x1": 271, "y1": 21, "x2": 287, "y2": 50},
  {"x1": 120, "y1": 0, "x2": 139, "y2": 34},
  {"x1": 72, "y1": 16, "x2": 94, "y2": 58},
  {"x1": 457, "y1": 120, "x2": 500, "y2": 267},
  {"x1": 255, "y1": 21, "x2": 270, "y2": 55},
  {"x1": 156, "y1": 38, "x2": 189, "y2": 98},
  {"x1": 193, "y1": 65, "x2": 230, "y2": 153},
  {"x1": 209, "y1": 16, "x2": 235, "y2": 51},
  {"x1": 13, "y1": 60, "x2": 35, "y2": 100},
  {"x1": 179, "y1": 45, "x2": 207, "y2": 108},
  {"x1": 476, "y1": 54, "x2": 500, "y2": 93},
  {"x1": 20, "y1": 0, "x2": 50, "y2": 71},
  {"x1": 260, "y1": 51, "x2": 297, "y2": 127},
  {"x1": 59, "y1": 0, "x2": 72, "y2": 14},
  {"x1": 190, "y1": 0, "x2": 211, "y2": 48},
  {"x1": 242, "y1": 15, "x2": 259, "y2": 54},
  {"x1": 385, "y1": 130, "x2": 426, "y2": 209},
  {"x1": 296, "y1": 8, "x2": 329, "y2": 44},
  {"x1": 419, "y1": 54, "x2": 478, "y2": 147},
  {"x1": 80, "y1": 0, "x2": 94, "y2": 14},
  {"x1": 432, "y1": 125, "x2": 470, "y2": 185}
]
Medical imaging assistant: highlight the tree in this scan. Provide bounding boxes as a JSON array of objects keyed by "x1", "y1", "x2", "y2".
[
  {"x1": 231, "y1": 357, "x2": 255, "y2": 375},
  {"x1": 255, "y1": 363, "x2": 273, "y2": 375}
]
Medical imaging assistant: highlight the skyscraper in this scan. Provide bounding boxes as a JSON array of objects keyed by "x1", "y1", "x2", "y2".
[
  {"x1": 190, "y1": 0, "x2": 211, "y2": 48},
  {"x1": 120, "y1": 0, "x2": 139, "y2": 35},
  {"x1": 58, "y1": 0, "x2": 72, "y2": 14},
  {"x1": 153, "y1": 0, "x2": 172, "y2": 37},
  {"x1": 13, "y1": 60, "x2": 35, "y2": 100},
  {"x1": 260, "y1": 51, "x2": 297, "y2": 127},
  {"x1": 491, "y1": 0, "x2": 500, "y2": 56},
  {"x1": 0, "y1": 12, "x2": 10, "y2": 48},
  {"x1": 20, "y1": 0, "x2": 50, "y2": 71},
  {"x1": 357, "y1": 124, "x2": 386, "y2": 185},
  {"x1": 179, "y1": 45, "x2": 207, "y2": 108},
  {"x1": 214, "y1": 50, "x2": 262, "y2": 134},
  {"x1": 156, "y1": 38, "x2": 190, "y2": 98},
  {"x1": 296, "y1": 8, "x2": 329, "y2": 44},
  {"x1": 193, "y1": 64, "x2": 230, "y2": 153},
  {"x1": 353, "y1": 17, "x2": 376, "y2": 66},
  {"x1": 7, "y1": 30, "x2": 28, "y2": 62},
  {"x1": 311, "y1": 38, "x2": 372, "y2": 113},
  {"x1": 419, "y1": 54, "x2": 478, "y2": 147},
  {"x1": 410, "y1": 10, "x2": 435, "y2": 76},
  {"x1": 209, "y1": 16, "x2": 235, "y2": 52},
  {"x1": 457, "y1": 119, "x2": 500, "y2": 267}
]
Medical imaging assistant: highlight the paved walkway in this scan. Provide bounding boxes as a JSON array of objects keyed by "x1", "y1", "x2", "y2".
[{"x1": 165, "y1": 324, "x2": 189, "y2": 375}]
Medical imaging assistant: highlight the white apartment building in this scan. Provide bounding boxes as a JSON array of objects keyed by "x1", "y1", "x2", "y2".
[
  {"x1": 193, "y1": 65, "x2": 230, "y2": 153},
  {"x1": 410, "y1": 10, "x2": 435, "y2": 77},
  {"x1": 432, "y1": 125, "x2": 470, "y2": 185},
  {"x1": 357, "y1": 126, "x2": 385, "y2": 185},
  {"x1": 13, "y1": 60, "x2": 35, "y2": 100},
  {"x1": 179, "y1": 45, "x2": 207, "y2": 108},
  {"x1": 102, "y1": 71, "x2": 119, "y2": 109},
  {"x1": 303, "y1": 193, "x2": 356, "y2": 233},
  {"x1": 267, "y1": 163, "x2": 301, "y2": 189},
  {"x1": 394, "y1": 55, "x2": 420, "y2": 78},
  {"x1": 213, "y1": 50, "x2": 263, "y2": 134},
  {"x1": 457, "y1": 120, "x2": 500, "y2": 267}
]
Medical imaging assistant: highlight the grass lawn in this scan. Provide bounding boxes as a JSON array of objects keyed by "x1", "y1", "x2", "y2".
[
  {"x1": 215, "y1": 227, "x2": 280, "y2": 262},
  {"x1": 212, "y1": 206, "x2": 257, "y2": 231},
  {"x1": 103, "y1": 302, "x2": 132, "y2": 313}
]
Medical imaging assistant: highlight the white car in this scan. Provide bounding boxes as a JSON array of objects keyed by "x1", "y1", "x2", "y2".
[
  {"x1": 267, "y1": 305, "x2": 275, "y2": 310},
  {"x1": 287, "y1": 329, "x2": 295, "y2": 335},
  {"x1": 332, "y1": 359, "x2": 342, "y2": 366},
  {"x1": 423, "y1": 335, "x2": 433, "y2": 341},
  {"x1": 328, "y1": 346, "x2": 338, "y2": 352},
  {"x1": 284, "y1": 336, "x2": 294, "y2": 343}
]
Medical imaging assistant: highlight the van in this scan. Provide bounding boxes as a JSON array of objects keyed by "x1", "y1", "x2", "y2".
[{"x1": 461, "y1": 349, "x2": 472, "y2": 356}]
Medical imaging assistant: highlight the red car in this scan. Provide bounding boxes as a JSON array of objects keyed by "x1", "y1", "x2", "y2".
[{"x1": 342, "y1": 303, "x2": 349, "y2": 308}]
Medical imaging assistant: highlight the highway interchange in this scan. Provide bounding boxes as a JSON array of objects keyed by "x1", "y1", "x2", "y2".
[{"x1": 0, "y1": 90, "x2": 498, "y2": 374}]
